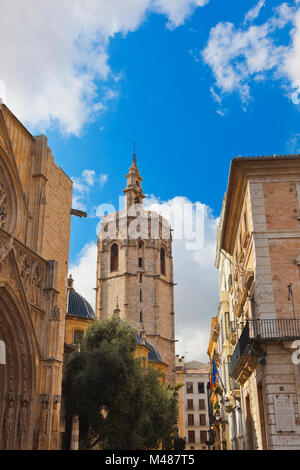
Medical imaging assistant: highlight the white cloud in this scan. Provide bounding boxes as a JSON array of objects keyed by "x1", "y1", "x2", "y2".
[
  {"x1": 69, "y1": 242, "x2": 98, "y2": 307},
  {"x1": 244, "y1": 0, "x2": 266, "y2": 24},
  {"x1": 202, "y1": 2, "x2": 300, "y2": 107},
  {"x1": 100, "y1": 173, "x2": 109, "y2": 188},
  {"x1": 82, "y1": 169, "x2": 96, "y2": 186},
  {"x1": 72, "y1": 168, "x2": 108, "y2": 210},
  {"x1": 285, "y1": 7, "x2": 300, "y2": 91},
  {"x1": 72, "y1": 195, "x2": 219, "y2": 361},
  {"x1": 0, "y1": 0, "x2": 209, "y2": 135},
  {"x1": 152, "y1": 0, "x2": 210, "y2": 29},
  {"x1": 287, "y1": 132, "x2": 300, "y2": 153}
]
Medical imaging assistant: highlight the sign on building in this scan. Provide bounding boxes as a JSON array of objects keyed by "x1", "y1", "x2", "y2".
[{"x1": 274, "y1": 395, "x2": 296, "y2": 433}]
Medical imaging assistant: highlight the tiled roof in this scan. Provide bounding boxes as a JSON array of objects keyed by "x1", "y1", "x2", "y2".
[
  {"x1": 136, "y1": 334, "x2": 164, "y2": 364},
  {"x1": 233, "y1": 154, "x2": 300, "y2": 161},
  {"x1": 66, "y1": 287, "x2": 95, "y2": 320}
]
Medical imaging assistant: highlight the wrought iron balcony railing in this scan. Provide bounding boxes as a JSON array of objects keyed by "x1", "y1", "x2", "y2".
[{"x1": 229, "y1": 318, "x2": 300, "y2": 378}]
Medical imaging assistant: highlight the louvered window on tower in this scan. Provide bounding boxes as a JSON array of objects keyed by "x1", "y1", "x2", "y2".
[
  {"x1": 110, "y1": 243, "x2": 119, "y2": 272},
  {"x1": 160, "y1": 247, "x2": 166, "y2": 275}
]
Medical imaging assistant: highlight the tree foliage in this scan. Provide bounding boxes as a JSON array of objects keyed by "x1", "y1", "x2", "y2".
[{"x1": 63, "y1": 317, "x2": 179, "y2": 450}]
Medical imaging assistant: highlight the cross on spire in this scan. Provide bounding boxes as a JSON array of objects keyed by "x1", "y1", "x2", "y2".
[{"x1": 133, "y1": 141, "x2": 136, "y2": 163}]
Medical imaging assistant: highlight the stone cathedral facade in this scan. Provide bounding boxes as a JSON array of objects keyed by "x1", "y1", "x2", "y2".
[
  {"x1": 0, "y1": 104, "x2": 73, "y2": 450},
  {"x1": 96, "y1": 155, "x2": 176, "y2": 383}
]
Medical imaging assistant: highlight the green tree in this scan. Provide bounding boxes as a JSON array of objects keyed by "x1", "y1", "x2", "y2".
[{"x1": 63, "y1": 317, "x2": 179, "y2": 450}]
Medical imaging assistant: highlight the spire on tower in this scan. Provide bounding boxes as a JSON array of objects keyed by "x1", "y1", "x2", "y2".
[
  {"x1": 114, "y1": 297, "x2": 120, "y2": 317},
  {"x1": 123, "y1": 145, "x2": 145, "y2": 210},
  {"x1": 133, "y1": 142, "x2": 136, "y2": 164}
]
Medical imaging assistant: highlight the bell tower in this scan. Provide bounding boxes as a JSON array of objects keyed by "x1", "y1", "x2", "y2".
[
  {"x1": 95, "y1": 150, "x2": 175, "y2": 383},
  {"x1": 122, "y1": 148, "x2": 145, "y2": 209}
]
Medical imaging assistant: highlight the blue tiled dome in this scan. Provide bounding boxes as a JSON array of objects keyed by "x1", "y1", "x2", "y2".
[
  {"x1": 67, "y1": 275, "x2": 95, "y2": 320},
  {"x1": 136, "y1": 333, "x2": 163, "y2": 364}
]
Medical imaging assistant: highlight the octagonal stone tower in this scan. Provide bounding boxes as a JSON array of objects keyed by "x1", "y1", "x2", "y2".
[{"x1": 95, "y1": 152, "x2": 175, "y2": 383}]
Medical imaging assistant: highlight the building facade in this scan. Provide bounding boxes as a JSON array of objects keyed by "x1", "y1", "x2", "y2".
[
  {"x1": 0, "y1": 104, "x2": 73, "y2": 449},
  {"x1": 95, "y1": 154, "x2": 176, "y2": 383},
  {"x1": 213, "y1": 155, "x2": 300, "y2": 450},
  {"x1": 208, "y1": 249, "x2": 246, "y2": 450},
  {"x1": 175, "y1": 355, "x2": 185, "y2": 441},
  {"x1": 179, "y1": 360, "x2": 210, "y2": 450}
]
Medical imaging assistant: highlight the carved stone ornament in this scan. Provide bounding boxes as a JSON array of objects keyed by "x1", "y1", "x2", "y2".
[
  {"x1": 39, "y1": 399, "x2": 49, "y2": 434},
  {"x1": 0, "y1": 182, "x2": 8, "y2": 228},
  {"x1": 16, "y1": 248, "x2": 45, "y2": 308},
  {"x1": 18, "y1": 398, "x2": 29, "y2": 433},
  {"x1": 3, "y1": 398, "x2": 15, "y2": 434},
  {"x1": 51, "y1": 305, "x2": 61, "y2": 321},
  {"x1": 0, "y1": 236, "x2": 13, "y2": 264}
]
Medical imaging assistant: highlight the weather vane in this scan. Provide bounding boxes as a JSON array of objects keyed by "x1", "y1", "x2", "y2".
[{"x1": 133, "y1": 141, "x2": 136, "y2": 163}]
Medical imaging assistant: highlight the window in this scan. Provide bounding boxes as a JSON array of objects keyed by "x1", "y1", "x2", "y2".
[
  {"x1": 110, "y1": 243, "x2": 119, "y2": 272},
  {"x1": 138, "y1": 240, "x2": 144, "y2": 249},
  {"x1": 139, "y1": 274, "x2": 142, "y2": 283},
  {"x1": 198, "y1": 382, "x2": 204, "y2": 394},
  {"x1": 188, "y1": 431, "x2": 195, "y2": 443},
  {"x1": 186, "y1": 382, "x2": 193, "y2": 394},
  {"x1": 138, "y1": 257, "x2": 143, "y2": 268},
  {"x1": 220, "y1": 318, "x2": 224, "y2": 345},
  {"x1": 188, "y1": 414, "x2": 194, "y2": 426},
  {"x1": 199, "y1": 414, "x2": 206, "y2": 426},
  {"x1": 140, "y1": 311, "x2": 143, "y2": 322},
  {"x1": 140, "y1": 290, "x2": 142, "y2": 302},
  {"x1": 200, "y1": 431, "x2": 207, "y2": 443},
  {"x1": 135, "y1": 197, "x2": 140, "y2": 204},
  {"x1": 160, "y1": 247, "x2": 166, "y2": 275},
  {"x1": 187, "y1": 399, "x2": 194, "y2": 410},
  {"x1": 199, "y1": 399, "x2": 205, "y2": 410},
  {"x1": 74, "y1": 330, "x2": 84, "y2": 345},
  {"x1": 225, "y1": 312, "x2": 230, "y2": 339}
]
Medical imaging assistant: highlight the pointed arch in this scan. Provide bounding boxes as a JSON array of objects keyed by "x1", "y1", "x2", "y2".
[
  {"x1": 0, "y1": 285, "x2": 38, "y2": 449},
  {"x1": 110, "y1": 243, "x2": 119, "y2": 272},
  {"x1": 0, "y1": 108, "x2": 28, "y2": 239}
]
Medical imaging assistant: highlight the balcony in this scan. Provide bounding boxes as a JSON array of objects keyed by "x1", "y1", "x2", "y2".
[{"x1": 229, "y1": 319, "x2": 300, "y2": 380}]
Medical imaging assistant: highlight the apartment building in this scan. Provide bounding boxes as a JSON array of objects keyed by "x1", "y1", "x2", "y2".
[{"x1": 181, "y1": 361, "x2": 210, "y2": 450}]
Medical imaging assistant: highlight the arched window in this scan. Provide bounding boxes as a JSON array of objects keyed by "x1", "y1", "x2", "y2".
[
  {"x1": 138, "y1": 240, "x2": 144, "y2": 250},
  {"x1": 135, "y1": 197, "x2": 140, "y2": 204},
  {"x1": 111, "y1": 243, "x2": 119, "y2": 272},
  {"x1": 160, "y1": 247, "x2": 166, "y2": 275}
]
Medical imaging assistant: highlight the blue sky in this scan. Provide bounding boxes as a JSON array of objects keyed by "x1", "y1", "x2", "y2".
[
  {"x1": 2, "y1": 0, "x2": 300, "y2": 360},
  {"x1": 43, "y1": 0, "x2": 300, "y2": 259}
]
